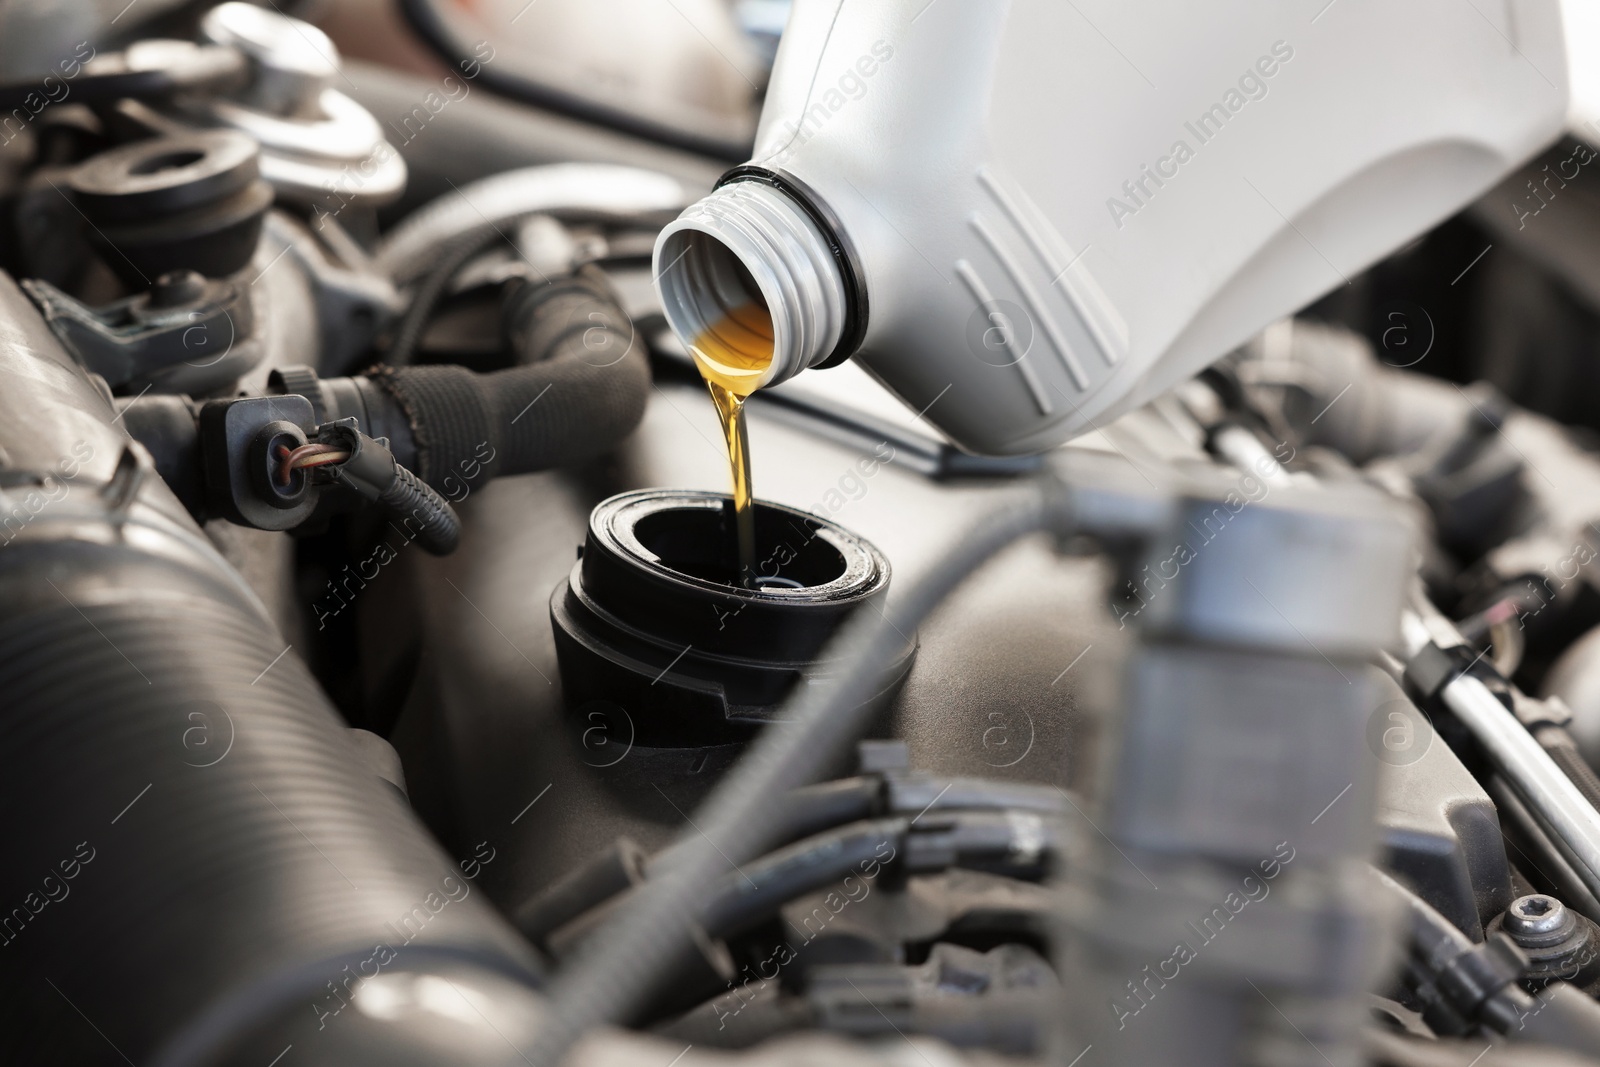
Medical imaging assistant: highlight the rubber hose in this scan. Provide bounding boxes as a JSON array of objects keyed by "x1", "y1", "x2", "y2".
[
  {"x1": 373, "y1": 164, "x2": 690, "y2": 288},
  {"x1": 886, "y1": 776, "x2": 1067, "y2": 820},
  {"x1": 554, "y1": 778, "x2": 1055, "y2": 946},
  {"x1": 562, "y1": 809, "x2": 1054, "y2": 1027},
  {"x1": 1539, "y1": 726, "x2": 1600, "y2": 816},
  {"x1": 648, "y1": 776, "x2": 883, "y2": 878},
  {"x1": 693, "y1": 811, "x2": 1057, "y2": 940},
  {"x1": 0, "y1": 272, "x2": 544, "y2": 1066},
  {"x1": 554, "y1": 819, "x2": 912, "y2": 1026},
  {"x1": 366, "y1": 266, "x2": 649, "y2": 488},
  {"x1": 526, "y1": 487, "x2": 1067, "y2": 1066},
  {"x1": 515, "y1": 837, "x2": 648, "y2": 947},
  {"x1": 1263, "y1": 318, "x2": 1473, "y2": 464},
  {"x1": 518, "y1": 780, "x2": 882, "y2": 946},
  {"x1": 699, "y1": 819, "x2": 908, "y2": 939},
  {"x1": 382, "y1": 224, "x2": 511, "y2": 368}
]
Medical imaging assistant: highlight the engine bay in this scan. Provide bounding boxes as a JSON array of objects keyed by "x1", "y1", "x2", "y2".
[{"x1": 6, "y1": 3, "x2": 1600, "y2": 1066}]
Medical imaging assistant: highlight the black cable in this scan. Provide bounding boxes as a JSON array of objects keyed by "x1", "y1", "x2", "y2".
[
  {"x1": 887, "y1": 776, "x2": 1066, "y2": 820},
  {"x1": 395, "y1": 0, "x2": 755, "y2": 162},
  {"x1": 648, "y1": 776, "x2": 883, "y2": 879},
  {"x1": 902, "y1": 809, "x2": 1059, "y2": 882},
  {"x1": 517, "y1": 782, "x2": 880, "y2": 948},
  {"x1": 525, "y1": 487, "x2": 1069, "y2": 1065},
  {"x1": 368, "y1": 457, "x2": 461, "y2": 555},
  {"x1": 314, "y1": 419, "x2": 461, "y2": 555},
  {"x1": 699, "y1": 811, "x2": 1059, "y2": 940},
  {"x1": 530, "y1": 775, "x2": 1064, "y2": 953},
  {"x1": 382, "y1": 224, "x2": 514, "y2": 368},
  {"x1": 515, "y1": 837, "x2": 648, "y2": 947},
  {"x1": 546, "y1": 811, "x2": 1056, "y2": 1024},
  {"x1": 700, "y1": 818, "x2": 908, "y2": 939},
  {"x1": 649, "y1": 776, "x2": 1065, "y2": 879}
]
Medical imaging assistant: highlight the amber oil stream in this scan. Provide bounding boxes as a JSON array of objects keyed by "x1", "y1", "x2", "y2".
[{"x1": 689, "y1": 303, "x2": 773, "y2": 587}]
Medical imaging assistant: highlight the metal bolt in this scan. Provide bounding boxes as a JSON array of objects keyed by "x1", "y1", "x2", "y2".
[
  {"x1": 1505, "y1": 894, "x2": 1569, "y2": 937},
  {"x1": 150, "y1": 270, "x2": 207, "y2": 309},
  {"x1": 201, "y1": 2, "x2": 339, "y2": 117}
]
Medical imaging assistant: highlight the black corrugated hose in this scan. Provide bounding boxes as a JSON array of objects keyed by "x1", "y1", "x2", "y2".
[
  {"x1": 362, "y1": 265, "x2": 650, "y2": 489},
  {"x1": 314, "y1": 418, "x2": 461, "y2": 554}
]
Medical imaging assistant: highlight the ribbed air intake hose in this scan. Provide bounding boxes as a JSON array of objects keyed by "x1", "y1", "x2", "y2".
[
  {"x1": 0, "y1": 272, "x2": 547, "y2": 1067},
  {"x1": 272, "y1": 266, "x2": 651, "y2": 495}
]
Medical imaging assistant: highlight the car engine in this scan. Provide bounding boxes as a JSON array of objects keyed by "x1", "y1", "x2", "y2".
[{"x1": 5, "y1": 3, "x2": 1600, "y2": 1066}]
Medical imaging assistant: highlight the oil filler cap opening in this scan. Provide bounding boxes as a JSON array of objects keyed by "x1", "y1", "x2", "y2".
[{"x1": 550, "y1": 489, "x2": 914, "y2": 748}]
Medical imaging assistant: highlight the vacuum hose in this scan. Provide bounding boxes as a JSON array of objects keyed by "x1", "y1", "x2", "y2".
[{"x1": 273, "y1": 266, "x2": 650, "y2": 494}]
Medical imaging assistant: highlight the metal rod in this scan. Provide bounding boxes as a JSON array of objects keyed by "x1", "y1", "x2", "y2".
[{"x1": 1403, "y1": 607, "x2": 1600, "y2": 903}]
